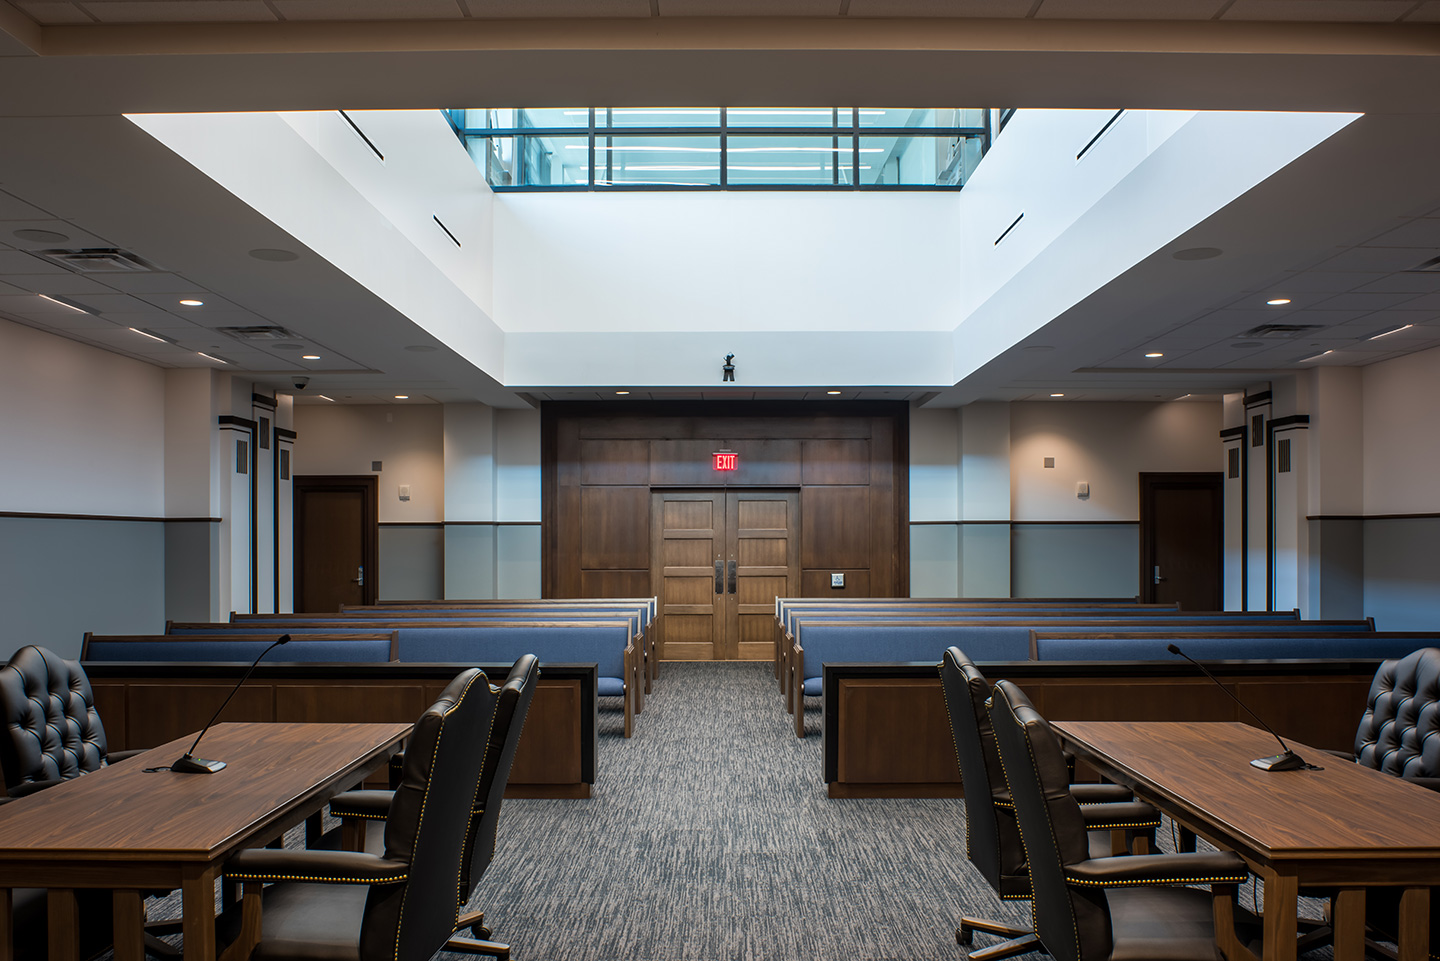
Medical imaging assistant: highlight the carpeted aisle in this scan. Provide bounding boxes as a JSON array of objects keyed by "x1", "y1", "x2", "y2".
[{"x1": 448, "y1": 661, "x2": 1011, "y2": 961}]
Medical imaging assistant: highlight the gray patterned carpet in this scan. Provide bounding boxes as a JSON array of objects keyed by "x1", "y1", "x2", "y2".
[{"x1": 449, "y1": 661, "x2": 1000, "y2": 961}]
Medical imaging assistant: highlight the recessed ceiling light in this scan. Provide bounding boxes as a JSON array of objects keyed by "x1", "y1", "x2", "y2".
[
  {"x1": 37, "y1": 293, "x2": 93, "y2": 314},
  {"x1": 197, "y1": 352, "x2": 228, "y2": 364},
  {"x1": 13, "y1": 228, "x2": 68, "y2": 243},
  {"x1": 179, "y1": 299, "x2": 204, "y2": 307},
  {"x1": 1145, "y1": 352, "x2": 1164, "y2": 358},
  {"x1": 1266, "y1": 298, "x2": 1291, "y2": 306},
  {"x1": 1369, "y1": 324, "x2": 1414, "y2": 340},
  {"x1": 826, "y1": 390, "x2": 842, "y2": 395},
  {"x1": 615, "y1": 390, "x2": 630, "y2": 395},
  {"x1": 301, "y1": 354, "x2": 321, "y2": 360},
  {"x1": 1172, "y1": 247, "x2": 1223, "y2": 261},
  {"x1": 1050, "y1": 393, "x2": 1065, "y2": 398},
  {"x1": 318, "y1": 394, "x2": 336, "y2": 402},
  {"x1": 394, "y1": 394, "x2": 409, "y2": 400},
  {"x1": 249, "y1": 248, "x2": 299, "y2": 262},
  {"x1": 128, "y1": 327, "x2": 173, "y2": 344}
]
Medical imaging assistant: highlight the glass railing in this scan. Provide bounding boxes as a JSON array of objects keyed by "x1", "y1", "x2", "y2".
[{"x1": 445, "y1": 108, "x2": 991, "y2": 191}]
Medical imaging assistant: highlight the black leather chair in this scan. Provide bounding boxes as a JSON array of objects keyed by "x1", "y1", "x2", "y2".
[
  {"x1": 987, "y1": 678, "x2": 1251, "y2": 961},
  {"x1": 0, "y1": 645, "x2": 145, "y2": 797},
  {"x1": 217, "y1": 668, "x2": 498, "y2": 961},
  {"x1": 939, "y1": 648, "x2": 1161, "y2": 960},
  {"x1": 329, "y1": 654, "x2": 540, "y2": 959}
]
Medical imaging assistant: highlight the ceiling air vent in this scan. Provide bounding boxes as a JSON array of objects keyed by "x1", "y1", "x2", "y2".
[
  {"x1": 1407, "y1": 255, "x2": 1440, "y2": 273},
  {"x1": 217, "y1": 326, "x2": 302, "y2": 342},
  {"x1": 37, "y1": 248, "x2": 159, "y2": 273},
  {"x1": 1239, "y1": 323, "x2": 1324, "y2": 339}
]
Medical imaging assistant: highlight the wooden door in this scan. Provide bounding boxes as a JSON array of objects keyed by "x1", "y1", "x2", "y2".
[
  {"x1": 726, "y1": 490, "x2": 800, "y2": 661},
  {"x1": 651, "y1": 489, "x2": 799, "y2": 660},
  {"x1": 651, "y1": 492, "x2": 725, "y2": 661},
  {"x1": 1140, "y1": 472, "x2": 1223, "y2": 611},
  {"x1": 294, "y1": 475, "x2": 378, "y2": 613}
]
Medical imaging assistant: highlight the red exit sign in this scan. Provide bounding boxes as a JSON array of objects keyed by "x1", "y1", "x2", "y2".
[{"x1": 713, "y1": 451, "x2": 739, "y2": 472}]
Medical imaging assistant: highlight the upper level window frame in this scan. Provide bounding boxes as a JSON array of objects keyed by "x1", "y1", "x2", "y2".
[{"x1": 446, "y1": 108, "x2": 992, "y2": 192}]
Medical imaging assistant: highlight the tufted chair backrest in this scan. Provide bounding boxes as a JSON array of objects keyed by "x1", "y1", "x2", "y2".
[
  {"x1": 1355, "y1": 647, "x2": 1440, "y2": 779},
  {"x1": 989, "y1": 680, "x2": 1111, "y2": 961},
  {"x1": 938, "y1": 647, "x2": 1028, "y2": 899},
  {"x1": 0, "y1": 646, "x2": 110, "y2": 792}
]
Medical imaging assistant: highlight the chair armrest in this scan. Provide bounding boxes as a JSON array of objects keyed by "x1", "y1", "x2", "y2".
[
  {"x1": 330, "y1": 790, "x2": 393, "y2": 821},
  {"x1": 106, "y1": 749, "x2": 148, "y2": 764},
  {"x1": 1071, "y1": 782, "x2": 1132, "y2": 804},
  {"x1": 1403, "y1": 775, "x2": 1440, "y2": 793},
  {"x1": 1065, "y1": 852, "x2": 1248, "y2": 888},
  {"x1": 224, "y1": 849, "x2": 408, "y2": 886},
  {"x1": 6, "y1": 778, "x2": 63, "y2": 799},
  {"x1": 1078, "y1": 800, "x2": 1161, "y2": 830}
]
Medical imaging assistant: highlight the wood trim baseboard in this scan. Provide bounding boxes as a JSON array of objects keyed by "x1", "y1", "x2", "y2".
[
  {"x1": 0, "y1": 511, "x2": 219, "y2": 523},
  {"x1": 1308, "y1": 512, "x2": 1440, "y2": 521}
]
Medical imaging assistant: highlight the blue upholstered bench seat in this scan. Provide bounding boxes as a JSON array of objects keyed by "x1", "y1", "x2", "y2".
[
  {"x1": 797, "y1": 623, "x2": 1034, "y2": 696},
  {"x1": 1032, "y1": 634, "x2": 1427, "y2": 662},
  {"x1": 84, "y1": 636, "x2": 395, "y2": 663}
]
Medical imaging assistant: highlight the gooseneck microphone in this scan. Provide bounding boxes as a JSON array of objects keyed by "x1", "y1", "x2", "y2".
[
  {"x1": 170, "y1": 634, "x2": 292, "y2": 774},
  {"x1": 1166, "y1": 643, "x2": 1311, "y2": 772}
]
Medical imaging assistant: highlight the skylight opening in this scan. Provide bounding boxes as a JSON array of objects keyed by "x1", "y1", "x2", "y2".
[{"x1": 445, "y1": 107, "x2": 994, "y2": 191}]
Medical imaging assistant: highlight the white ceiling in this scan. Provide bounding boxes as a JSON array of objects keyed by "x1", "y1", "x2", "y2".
[{"x1": 1, "y1": 5, "x2": 1439, "y2": 405}]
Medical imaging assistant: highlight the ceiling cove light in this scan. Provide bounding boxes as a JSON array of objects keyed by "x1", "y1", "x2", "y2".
[
  {"x1": 197, "y1": 352, "x2": 228, "y2": 364},
  {"x1": 1266, "y1": 298, "x2": 1292, "y2": 306},
  {"x1": 1300, "y1": 350, "x2": 1334, "y2": 363},
  {"x1": 179, "y1": 299, "x2": 204, "y2": 307},
  {"x1": 318, "y1": 395, "x2": 336, "y2": 402},
  {"x1": 129, "y1": 327, "x2": 174, "y2": 344},
  {"x1": 1369, "y1": 324, "x2": 1414, "y2": 340},
  {"x1": 37, "y1": 293, "x2": 94, "y2": 314}
]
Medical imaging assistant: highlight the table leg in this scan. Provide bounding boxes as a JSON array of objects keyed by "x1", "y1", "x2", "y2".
[
  {"x1": 1397, "y1": 886, "x2": 1431, "y2": 961},
  {"x1": 0, "y1": 887, "x2": 12, "y2": 961},
  {"x1": 45, "y1": 890, "x2": 79, "y2": 961},
  {"x1": 1259, "y1": 872, "x2": 1298, "y2": 961},
  {"x1": 181, "y1": 865, "x2": 218, "y2": 961},
  {"x1": 1331, "y1": 887, "x2": 1366, "y2": 961},
  {"x1": 112, "y1": 890, "x2": 146, "y2": 961}
]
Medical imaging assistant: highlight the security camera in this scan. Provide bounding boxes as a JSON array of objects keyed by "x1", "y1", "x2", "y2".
[{"x1": 292, "y1": 377, "x2": 309, "y2": 390}]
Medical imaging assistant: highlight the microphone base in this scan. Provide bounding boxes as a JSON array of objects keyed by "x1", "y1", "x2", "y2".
[
  {"x1": 170, "y1": 755, "x2": 226, "y2": 774},
  {"x1": 1251, "y1": 751, "x2": 1306, "y2": 772}
]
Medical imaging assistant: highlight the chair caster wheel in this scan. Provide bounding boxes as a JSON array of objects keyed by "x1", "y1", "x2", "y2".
[{"x1": 958, "y1": 926, "x2": 974, "y2": 946}]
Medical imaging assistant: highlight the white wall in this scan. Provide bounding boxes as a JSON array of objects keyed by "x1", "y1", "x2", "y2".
[
  {"x1": 1362, "y1": 345, "x2": 1440, "y2": 515},
  {"x1": 0, "y1": 317, "x2": 166, "y2": 516},
  {"x1": 293, "y1": 403, "x2": 445, "y2": 523},
  {"x1": 1010, "y1": 401, "x2": 1221, "y2": 521}
]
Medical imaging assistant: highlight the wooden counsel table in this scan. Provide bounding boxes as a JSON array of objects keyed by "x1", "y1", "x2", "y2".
[
  {"x1": 0, "y1": 721, "x2": 410, "y2": 961},
  {"x1": 1053, "y1": 721, "x2": 1440, "y2": 961}
]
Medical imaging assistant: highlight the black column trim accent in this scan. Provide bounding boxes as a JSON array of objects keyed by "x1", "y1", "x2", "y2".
[
  {"x1": 1244, "y1": 390, "x2": 1272, "y2": 407},
  {"x1": 1270, "y1": 414, "x2": 1310, "y2": 430},
  {"x1": 275, "y1": 428, "x2": 298, "y2": 442},
  {"x1": 251, "y1": 393, "x2": 277, "y2": 410},
  {"x1": 218, "y1": 415, "x2": 259, "y2": 431},
  {"x1": 1219, "y1": 426, "x2": 1245, "y2": 440}
]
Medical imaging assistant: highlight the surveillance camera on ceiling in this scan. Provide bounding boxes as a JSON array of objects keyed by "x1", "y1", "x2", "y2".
[{"x1": 292, "y1": 376, "x2": 309, "y2": 390}]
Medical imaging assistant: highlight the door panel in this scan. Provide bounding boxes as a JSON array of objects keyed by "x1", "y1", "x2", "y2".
[
  {"x1": 294, "y1": 475, "x2": 377, "y2": 613},
  {"x1": 1140, "y1": 473, "x2": 1223, "y2": 611},
  {"x1": 651, "y1": 489, "x2": 799, "y2": 661}
]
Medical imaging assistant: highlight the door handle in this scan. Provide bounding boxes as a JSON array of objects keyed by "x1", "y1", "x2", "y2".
[
  {"x1": 714, "y1": 560, "x2": 724, "y2": 595},
  {"x1": 728, "y1": 560, "x2": 737, "y2": 595},
  {"x1": 1153, "y1": 565, "x2": 1164, "y2": 585},
  {"x1": 352, "y1": 565, "x2": 364, "y2": 586}
]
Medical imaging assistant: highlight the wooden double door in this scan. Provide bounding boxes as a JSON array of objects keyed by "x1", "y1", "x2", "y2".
[{"x1": 651, "y1": 490, "x2": 800, "y2": 661}]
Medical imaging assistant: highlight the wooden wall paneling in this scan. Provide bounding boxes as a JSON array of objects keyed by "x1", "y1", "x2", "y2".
[
  {"x1": 1030, "y1": 678, "x2": 1236, "y2": 723},
  {"x1": 122, "y1": 683, "x2": 275, "y2": 750},
  {"x1": 579, "y1": 439, "x2": 650, "y2": 486},
  {"x1": 579, "y1": 487, "x2": 650, "y2": 570},
  {"x1": 834, "y1": 678, "x2": 958, "y2": 792},
  {"x1": 275, "y1": 684, "x2": 427, "y2": 724},
  {"x1": 579, "y1": 570, "x2": 652, "y2": 598},
  {"x1": 92, "y1": 686, "x2": 126, "y2": 749},
  {"x1": 650, "y1": 439, "x2": 723, "y2": 486},
  {"x1": 870, "y1": 416, "x2": 902, "y2": 597},
  {"x1": 1234, "y1": 678, "x2": 1370, "y2": 747},
  {"x1": 801, "y1": 486, "x2": 870, "y2": 570},
  {"x1": 728, "y1": 439, "x2": 802, "y2": 486},
  {"x1": 800, "y1": 569, "x2": 871, "y2": 596},
  {"x1": 506, "y1": 680, "x2": 583, "y2": 789},
  {"x1": 801, "y1": 438, "x2": 872, "y2": 487}
]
